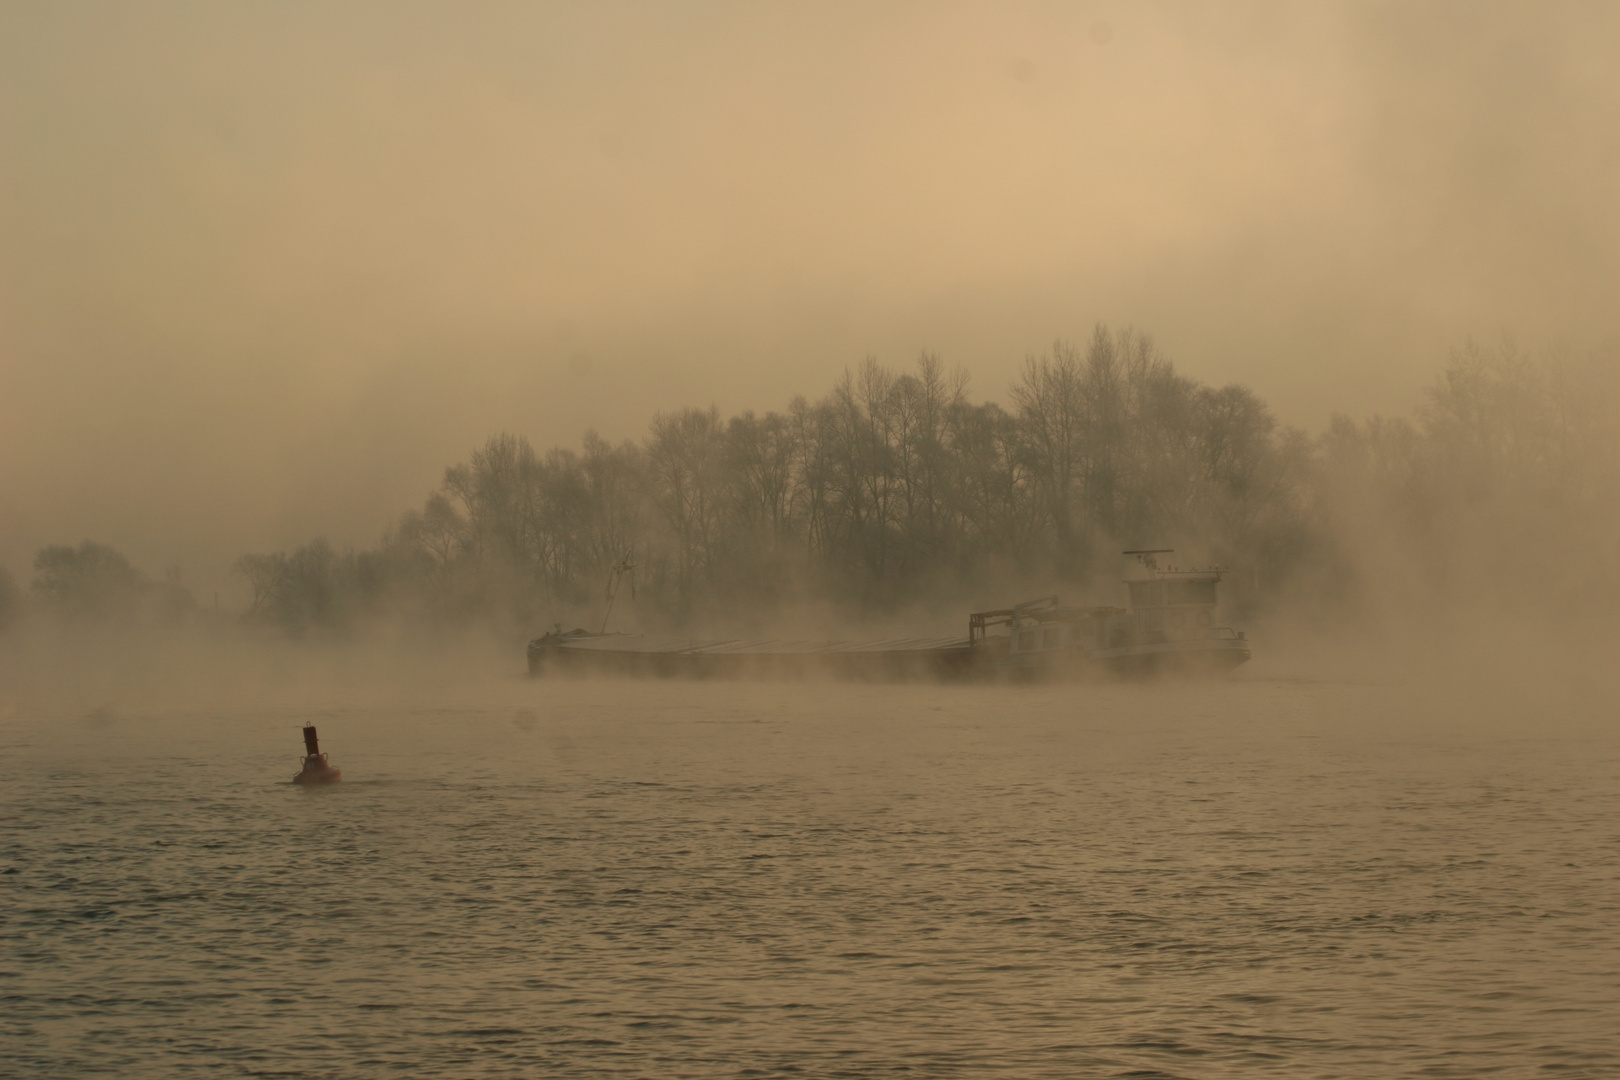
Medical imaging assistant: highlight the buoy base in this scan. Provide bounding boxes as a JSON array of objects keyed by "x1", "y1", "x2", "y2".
[
  {"x1": 293, "y1": 753, "x2": 341, "y2": 784},
  {"x1": 293, "y1": 768, "x2": 341, "y2": 784}
]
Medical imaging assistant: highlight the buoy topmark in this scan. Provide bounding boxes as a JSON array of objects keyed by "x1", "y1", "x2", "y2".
[{"x1": 293, "y1": 725, "x2": 342, "y2": 785}]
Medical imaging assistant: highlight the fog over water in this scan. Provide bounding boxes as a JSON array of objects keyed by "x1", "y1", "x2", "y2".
[{"x1": 2, "y1": 4, "x2": 1619, "y2": 1078}]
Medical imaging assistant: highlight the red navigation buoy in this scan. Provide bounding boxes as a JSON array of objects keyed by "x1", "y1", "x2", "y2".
[{"x1": 293, "y1": 725, "x2": 342, "y2": 784}]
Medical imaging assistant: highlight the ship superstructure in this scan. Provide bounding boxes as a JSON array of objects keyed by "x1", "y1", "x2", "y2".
[
  {"x1": 527, "y1": 550, "x2": 1248, "y2": 679},
  {"x1": 975, "y1": 550, "x2": 1249, "y2": 675}
]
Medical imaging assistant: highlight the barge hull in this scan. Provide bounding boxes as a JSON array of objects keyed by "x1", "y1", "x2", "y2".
[
  {"x1": 527, "y1": 635, "x2": 989, "y2": 681},
  {"x1": 528, "y1": 555, "x2": 1251, "y2": 681},
  {"x1": 526, "y1": 633, "x2": 1247, "y2": 681}
]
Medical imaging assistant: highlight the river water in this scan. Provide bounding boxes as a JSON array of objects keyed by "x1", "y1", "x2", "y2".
[{"x1": 3, "y1": 668, "x2": 1616, "y2": 1078}]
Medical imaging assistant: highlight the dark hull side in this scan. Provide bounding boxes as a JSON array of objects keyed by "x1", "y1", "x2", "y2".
[
  {"x1": 527, "y1": 636, "x2": 1248, "y2": 681},
  {"x1": 527, "y1": 642, "x2": 989, "y2": 682}
]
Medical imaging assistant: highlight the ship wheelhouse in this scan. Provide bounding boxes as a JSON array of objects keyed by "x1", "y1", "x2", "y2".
[
  {"x1": 964, "y1": 549, "x2": 1250, "y2": 674},
  {"x1": 1124, "y1": 571, "x2": 1221, "y2": 643},
  {"x1": 1095, "y1": 549, "x2": 1248, "y2": 668}
]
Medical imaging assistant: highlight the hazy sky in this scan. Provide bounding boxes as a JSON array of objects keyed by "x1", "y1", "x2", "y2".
[{"x1": 3, "y1": 1, "x2": 1617, "y2": 595}]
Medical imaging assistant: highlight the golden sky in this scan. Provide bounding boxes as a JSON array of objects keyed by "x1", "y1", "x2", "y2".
[{"x1": 3, "y1": 2, "x2": 1617, "y2": 593}]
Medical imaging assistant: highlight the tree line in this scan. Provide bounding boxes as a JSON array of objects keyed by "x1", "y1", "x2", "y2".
[
  {"x1": 0, "y1": 540, "x2": 195, "y2": 631},
  {"x1": 1312, "y1": 339, "x2": 1619, "y2": 624},
  {"x1": 7, "y1": 328, "x2": 1613, "y2": 636},
  {"x1": 230, "y1": 327, "x2": 1322, "y2": 632}
]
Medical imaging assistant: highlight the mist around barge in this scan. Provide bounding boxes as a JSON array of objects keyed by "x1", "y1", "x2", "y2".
[{"x1": 5, "y1": 4, "x2": 1620, "y2": 1078}]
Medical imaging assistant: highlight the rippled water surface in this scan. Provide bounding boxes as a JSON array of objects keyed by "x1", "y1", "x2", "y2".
[{"x1": 3, "y1": 674, "x2": 1616, "y2": 1078}]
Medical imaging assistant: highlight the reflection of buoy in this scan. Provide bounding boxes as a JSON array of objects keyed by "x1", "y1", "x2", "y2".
[{"x1": 293, "y1": 725, "x2": 342, "y2": 785}]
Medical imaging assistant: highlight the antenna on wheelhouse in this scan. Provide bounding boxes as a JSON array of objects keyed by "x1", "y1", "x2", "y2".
[{"x1": 1123, "y1": 548, "x2": 1174, "y2": 572}]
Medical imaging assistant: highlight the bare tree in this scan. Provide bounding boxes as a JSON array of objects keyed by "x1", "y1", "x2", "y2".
[
  {"x1": 646, "y1": 407, "x2": 726, "y2": 605},
  {"x1": 1012, "y1": 338, "x2": 1085, "y2": 572}
]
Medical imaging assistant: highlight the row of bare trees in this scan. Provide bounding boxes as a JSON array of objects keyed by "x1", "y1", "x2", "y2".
[
  {"x1": 234, "y1": 327, "x2": 1312, "y2": 630},
  {"x1": 228, "y1": 331, "x2": 1617, "y2": 634},
  {"x1": 0, "y1": 541, "x2": 196, "y2": 628},
  {"x1": 8, "y1": 333, "x2": 1605, "y2": 639},
  {"x1": 1313, "y1": 339, "x2": 1620, "y2": 622}
]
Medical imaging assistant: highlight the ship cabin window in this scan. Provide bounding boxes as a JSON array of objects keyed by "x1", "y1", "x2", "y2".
[
  {"x1": 1016, "y1": 629, "x2": 1037, "y2": 652},
  {"x1": 1165, "y1": 579, "x2": 1217, "y2": 606},
  {"x1": 1127, "y1": 581, "x2": 1164, "y2": 608}
]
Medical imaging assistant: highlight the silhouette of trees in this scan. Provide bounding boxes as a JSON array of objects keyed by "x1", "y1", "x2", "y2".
[
  {"x1": 233, "y1": 541, "x2": 352, "y2": 630},
  {"x1": 33, "y1": 541, "x2": 148, "y2": 616},
  {"x1": 232, "y1": 331, "x2": 1308, "y2": 628},
  {"x1": 28, "y1": 541, "x2": 194, "y2": 622},
  {"x1": 645, "y1": 406, "x2": 726, "y2": 610},
  {"x1": 1005, "y1": 328, "x2": 1304, "y2": 581},
  {"x1": 222, "y1": 328, "x2": 1613, "y2": 634},
  {"x1": 10, "y1": 330, "x2": 1602, "y2": 639},
  {"x1": 1314, "y1": 338, "x2": 1620, "y2": 619}
]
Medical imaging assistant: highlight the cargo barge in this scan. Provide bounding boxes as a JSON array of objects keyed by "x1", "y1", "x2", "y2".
[{"x1": 526, "y1": 550, "x2": 1249, "y2": 680}]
